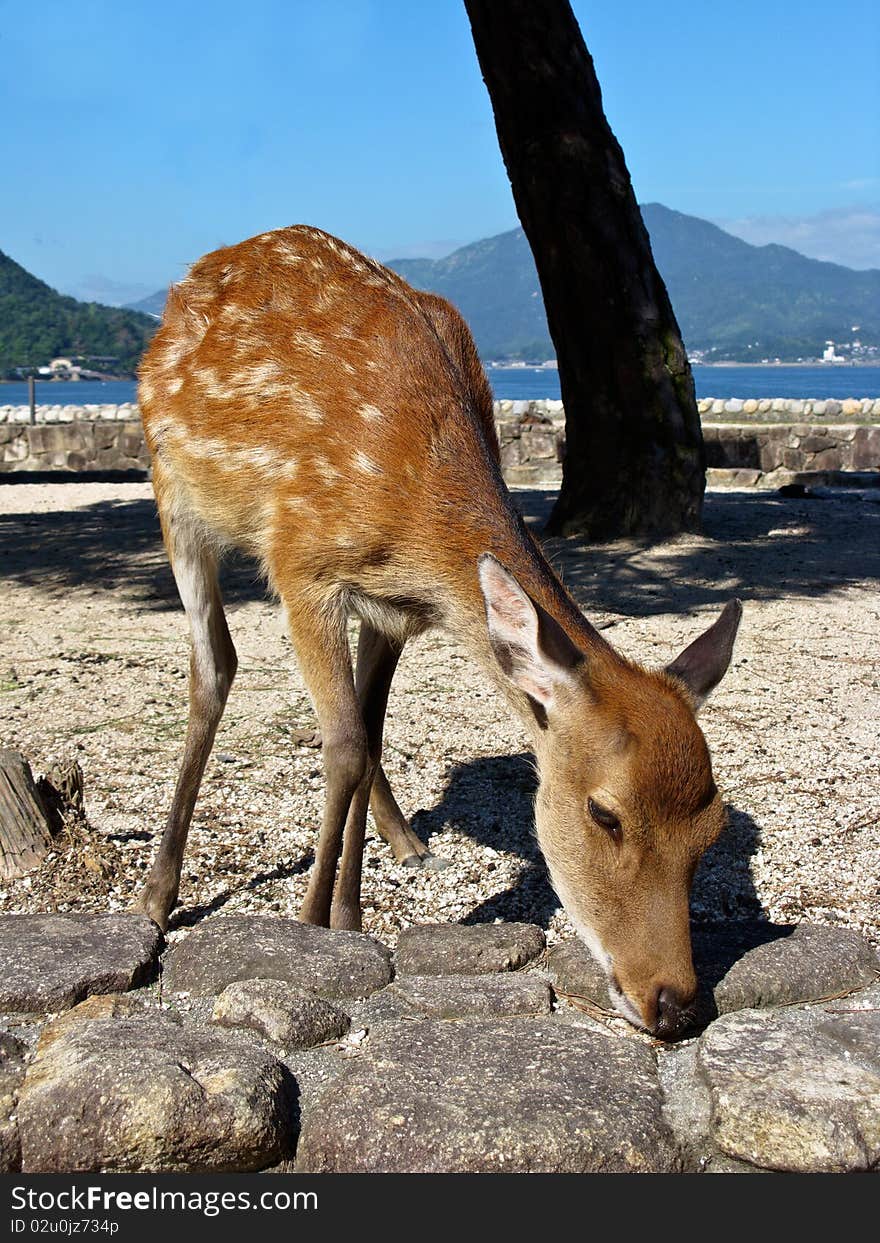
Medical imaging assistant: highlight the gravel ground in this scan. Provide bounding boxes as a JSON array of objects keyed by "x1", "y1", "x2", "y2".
[{"x1": 0, "y1": 477, "x2": 877, "y2": 949}]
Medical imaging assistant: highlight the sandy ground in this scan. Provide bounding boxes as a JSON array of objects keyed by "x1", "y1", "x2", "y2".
[{"x1": 0, "y1": 476, "x2": 878, "y2": 949}]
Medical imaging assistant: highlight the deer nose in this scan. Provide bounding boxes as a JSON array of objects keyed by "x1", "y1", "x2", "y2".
[{"x1": 652, "y1": 986, "x2": 692, "y2": 1040}]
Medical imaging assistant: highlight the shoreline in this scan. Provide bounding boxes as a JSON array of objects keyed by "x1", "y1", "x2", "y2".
[
  {"x1": 4, "y1": 361, "x2": 878, "y2": 385},
  {"x1": 486, "y1": 361, "x2": 878, "y2": 370}
]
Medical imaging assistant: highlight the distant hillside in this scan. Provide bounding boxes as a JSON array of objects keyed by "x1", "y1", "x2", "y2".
[
  {"x1": 640, "y1": 204, "x2": 880, "y2": 361},
  {"x1": 0, "y1": 250, "x2": 157, "y2": 377},
  {"x1": 389, "y1": 229, "x2": 553, "y2": 360},
  {"x1": 126, "y1": 205, "x2": 880, "y2": 362},
  {"x1": 126, "y1": 289, "x2": 166, "y2": 317},
  {"x1": 387, "y1": 205, "x2": 880, "y2": 362}
]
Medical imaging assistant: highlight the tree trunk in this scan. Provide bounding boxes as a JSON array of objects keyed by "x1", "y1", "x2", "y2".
[
  {"x1": 463, "y1": 0, "x2": 705, "y2": 539},
  {"x1": 0, "y1": 750, "x2": 55, "y2": 880}
]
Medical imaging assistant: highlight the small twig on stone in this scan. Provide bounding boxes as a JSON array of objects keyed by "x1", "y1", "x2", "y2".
[
  {"x1": 553, "y1": 986, "x2": 616, "y2": 1016},
  {"x1": 784, "y1": 970, "x2": 880, "y2": 1010}
]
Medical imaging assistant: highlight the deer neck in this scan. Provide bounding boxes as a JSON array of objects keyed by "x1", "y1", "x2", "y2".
[{"x1": 421, "y1": 448, "x2": 619, "y2": 736}]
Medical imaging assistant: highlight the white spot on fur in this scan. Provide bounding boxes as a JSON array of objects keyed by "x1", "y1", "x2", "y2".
[
  {"x1": 248, "y1": 447, "x2": 279, "y2": 470},
  {"x1": 195, "y1": 366, "x2": 226, "y2": 399},
  {"x1": 167, "y1": 376, "x2": 184, "y2": 396},
  {"x1": 292, "y1": 330, "x2": 323, "y2": 357},
  {"x1": 145, "y1": 413, "x2": 178, "y2": 444},
  {"x1": 353, "y1": 450, "x2": 381, "y2": 476},
  {"x1": 158, "y1": 341, "x2": 190, "y2": 371},
  {"x1": 359, "y1": 403, "x2": 384, "y2": 423},
  {"x1": 170, "y1": 429, "x2": 287, "y2": 478},
  {"x1": 313, "y1": 456, "x2": 339, "y2": 484},
  {"x1": 296, "y1": 391, "x2": 324, "y2": 423}
]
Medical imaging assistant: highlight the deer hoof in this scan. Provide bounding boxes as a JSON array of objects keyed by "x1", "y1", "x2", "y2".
[{"x1": 132, "y1": 885, "x2": 174, "y2": 933}]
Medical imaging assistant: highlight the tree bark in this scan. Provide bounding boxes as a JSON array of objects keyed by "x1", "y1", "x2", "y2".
[
  {"x1": 463, "y1": 0, "x2": 705, "y2": 539},
  {"x1": 0, "y1": 750, "x2": 55, "y2": 880}
]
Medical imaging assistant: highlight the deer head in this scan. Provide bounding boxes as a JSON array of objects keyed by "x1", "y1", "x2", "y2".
[{"x1": 478, "y1": 554, "x2": 742, "y2": 1038}]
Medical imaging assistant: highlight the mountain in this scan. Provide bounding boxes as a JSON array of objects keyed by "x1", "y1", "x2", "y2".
[
  {"x1": 638, "y1": 204, "x2": 880, "y2": 361},
  {"x1": 389, "y1": 229, "x2": 553, "y2": 361},
  {"x1": 126, "y1": 289, "x2": 166, "y2": 318},
  {"x1": 0, "y1": 250, "x2": 158, "y2": 378},
  {"x1": 386, "y1": 205, "x2": 880, "y2": 362},
  {"x1": 125, "y1": 206, "x2": 880, "y2": 362}
]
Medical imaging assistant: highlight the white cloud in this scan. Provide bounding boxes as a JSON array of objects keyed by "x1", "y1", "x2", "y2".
[{"x1": 716, "y1": 205, "x2": 880, "y2": 270}]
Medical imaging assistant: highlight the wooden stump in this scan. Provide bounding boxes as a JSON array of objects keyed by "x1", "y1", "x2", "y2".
[{"x1": 0, "y1": 750, "x2": 56, "y2": 880}]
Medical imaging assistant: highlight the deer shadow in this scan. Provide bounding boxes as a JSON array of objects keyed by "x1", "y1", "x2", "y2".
[
  {"x1": 166, "y1": 849, "x2": 316, "y2": 932},
  {"x1": 411, "y1": 750, "x2": 795, "y2": 994}
]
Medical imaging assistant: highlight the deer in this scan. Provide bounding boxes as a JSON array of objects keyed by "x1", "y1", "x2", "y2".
[{"x1": 134, "y1": 224, "x2": 742, "y2": 1039}]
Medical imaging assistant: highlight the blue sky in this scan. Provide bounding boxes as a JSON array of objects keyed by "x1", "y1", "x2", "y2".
[{"x1": 2, "y1": 0, "x2": 878, "y2": 303}]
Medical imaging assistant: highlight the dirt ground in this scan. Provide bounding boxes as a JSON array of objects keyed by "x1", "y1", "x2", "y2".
[{"x1": 0, "y1": 476, "x2": 878, "y2": 949}]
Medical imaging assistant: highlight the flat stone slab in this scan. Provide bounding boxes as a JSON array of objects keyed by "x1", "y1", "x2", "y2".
[
  {"x1": 707, "y1": 923, "x2": 879, "y2": 1013},
  {"x1": 0, "y1": 914, "x2": 161, "y2": 1013},
  {"x1": 543, "y1": 939, "x2": 612, "y2": 1009},
  {"x1": 295, "y1": 1018, "x2": 680, "y2": 1173},
  {"x1": 395, "y1": 922, "x2": 545, "y2": 976},
  {"x1": 698, "y1": 1006, "x2": 880, "y2": 1172},
  {"x1": 18, "y1": 1003, "x2": 295, "y2": 1172},
  {"x1": 162, "y1": 916, "x2": 392, "y2": 1000},
  {"x1": 356, "y1": 974, "x2": 553, "y2": 1023},
  {"x1": 212, "y1": 979, "x2": 350, "y2": 1049}
]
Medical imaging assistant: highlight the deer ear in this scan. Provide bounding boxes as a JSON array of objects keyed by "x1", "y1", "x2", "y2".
[
  {"x1": 477, "y1": 553, "x2": 582, "y2": 712},
  {"x1": 666, "y1": 600, "x2": 743, "y2": 710}
]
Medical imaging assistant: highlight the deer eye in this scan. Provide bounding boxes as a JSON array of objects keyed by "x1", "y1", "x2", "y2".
[{"x1": 588, "y1": 797, "x2": 622, "y2": 841}]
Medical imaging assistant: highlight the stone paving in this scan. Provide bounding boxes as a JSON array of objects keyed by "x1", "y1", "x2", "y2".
[{"x1": 0, "y1": 912, "x2": 877, "y2": 1173}]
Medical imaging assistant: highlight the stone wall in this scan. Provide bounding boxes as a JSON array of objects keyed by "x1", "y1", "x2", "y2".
[
  {"x1": 494, "y1": 399, "x2": 880, "y2": 488},
  {"x1": 702, "y1": 422, "x2": 880, "y2": 488},
  {"x1": 1, "y1": 399, "x2": 878, "y2": 486},
  {"x1": 0, "y1": 418, "x2": 150, "y2": 473},
  {"x1": 698, "y1": 395, "x2": 880, "y2": 420}
]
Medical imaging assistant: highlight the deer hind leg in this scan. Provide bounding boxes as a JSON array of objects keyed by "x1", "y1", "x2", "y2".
[
  {"x1": 135, "y1": 516, "x2": 237, "y2": 931},
  {"x1": 357, "y1": 625, "x2": 433, "y2": 868},
  {"x1": 370, "y1": 766, "x2": 432, "y2": 866},
  {"x1": 281, "y1": 589, "x2": 371, "y2": 929},
  {"x1": 325, "y1": 621, "x2": 407, "y2": 930}
]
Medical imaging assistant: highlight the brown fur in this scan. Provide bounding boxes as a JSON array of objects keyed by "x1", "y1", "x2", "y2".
[{"x1": 136, "y1": 225, "x2": 738, "y2": 1037}]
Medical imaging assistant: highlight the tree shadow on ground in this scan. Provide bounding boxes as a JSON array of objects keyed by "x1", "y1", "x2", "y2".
[
  {"x1": 514, "y1": 486, "x2": 880, "y2": 618},
  {"x1": 0, "y1": 488, "x2": 262, "y2": 612},
  {"x1": 412, "y1": 749, "x2": 795, "y2": 990},
  {"x1": 0, "y1": 481, "x2": 878, "y2": 617}
]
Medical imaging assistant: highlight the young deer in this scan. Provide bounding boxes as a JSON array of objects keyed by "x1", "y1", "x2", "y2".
[{"x1": 136, "y1": 225, "x2": 741, "y2": 1038}]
